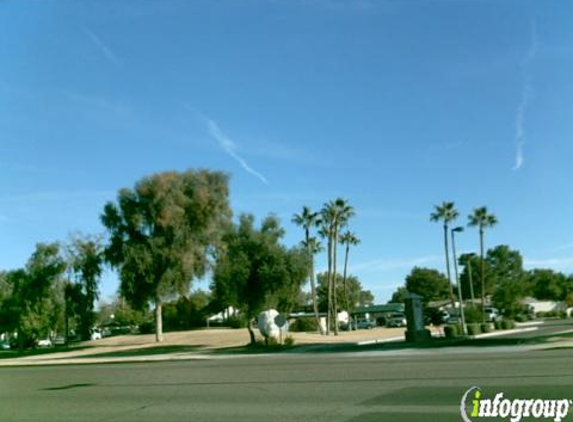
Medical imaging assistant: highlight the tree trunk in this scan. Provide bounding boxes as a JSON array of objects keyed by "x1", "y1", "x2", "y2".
[
  {"x1": 480, "y1": 228, "x2": 486, "y2": 323},
  {"x1": 247, "y1": 320, "x2": 256, "y2": 344},
  {"x1": 17, "y1": 320, "x2": 24, "y2": 354},
  {"x1": 310, "y1": 255, "x2": 324, "y2": 335},
  {"x1": 155, "y1": 300, "x2": 163, "y2": 342},
  {"x1": 333, "y1": 229, "x2": 339, "y2": 336},
  {"x1": 342, "y1": 243, "x2": 350, "y2": 330},
  {"x1": 326, "y1": 234, "x2": 332, "y2": 335},
  {"x1": 306, "y1": 228, "x2": 323, "y2": 335},
  {"x1": 443, "y1": 224, "x2": 456, "y2": 310}
]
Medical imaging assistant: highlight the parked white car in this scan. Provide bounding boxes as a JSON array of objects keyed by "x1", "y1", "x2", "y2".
[
  {"x1": 90, "y1": 329, "x2": 103, "y2": 340},
  {"x1": 37, "y1": 338, "x2": 53, "y2": 348},
  {"x1": 484, "y1": 307, "x2": 501, "y2": 322}
]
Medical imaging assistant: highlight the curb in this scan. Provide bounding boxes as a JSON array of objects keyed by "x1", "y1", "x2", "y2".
[{"x1": 471, "y1": 326, "x2": 538, "y2": 339}]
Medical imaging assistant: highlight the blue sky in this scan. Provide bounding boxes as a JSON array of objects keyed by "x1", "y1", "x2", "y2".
[{"x1": 2, "y1": 0, "x2": 573, "y2": 304}]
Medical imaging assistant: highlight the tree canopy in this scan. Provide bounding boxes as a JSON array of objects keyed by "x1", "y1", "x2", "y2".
[
  {"x1": 404, "y1": 267, "x2": 451, "y2": 303},
  {"x1": 211, "y1": 214, "x2": 308, "y2": 343},
  {"x1": 101, "y1": 169, "x2": 231, "y2": 341},
  {"x1": 316, "y1": 272, "x2": 373, "y2": 312}
]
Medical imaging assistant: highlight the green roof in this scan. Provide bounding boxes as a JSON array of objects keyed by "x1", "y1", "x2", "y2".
[{"x1": 353, "y1": 303, "x2": 404, "y2": 314}]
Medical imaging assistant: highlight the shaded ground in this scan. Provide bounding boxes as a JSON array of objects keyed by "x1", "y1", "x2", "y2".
[{"x1": 0, "y1": 326, "x2": 412, "y2": 363}]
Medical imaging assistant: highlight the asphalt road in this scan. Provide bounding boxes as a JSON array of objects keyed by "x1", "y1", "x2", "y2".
[{"x1": 2, "y1": 344, "x2": 573, "y2": 422}]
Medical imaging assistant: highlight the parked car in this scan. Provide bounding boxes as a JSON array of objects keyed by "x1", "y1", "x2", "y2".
[
  {"x1": 37, "y1": 338, "x2": 53, "y2": 348},
  {"x1": 353, "y1": 319, "x2": 376, "y2": 330},
  {"x1": 53, "y1": 336, "x2": 66, "y2": 346},
  {"x1": 446, "y1": 315, "x2": 461, "y2": 325},
  {"x1": 0, "y1": 341, "x2": 10, "y2": 350},
  {"x1": 386, "y1": 313, "x2": 407, "y2": 328},
  {"x1": 484, "y1": 307, "x2": 501, "y2": 322},
  {"x1": 90, "y1": 329, "x2": 102, "y2": 340}
]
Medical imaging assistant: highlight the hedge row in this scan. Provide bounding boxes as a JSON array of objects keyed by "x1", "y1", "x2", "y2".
[{"x1": 444, "y1": 319, "x2": 516, "y2": 338}]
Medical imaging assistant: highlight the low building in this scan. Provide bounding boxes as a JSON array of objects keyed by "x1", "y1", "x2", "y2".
[
  {"x1": 352, "y1": 303, "x2": 405, "y2": 326},
  {"x1": 520, "y1": 297, "x2": 572, "y2": 317}
]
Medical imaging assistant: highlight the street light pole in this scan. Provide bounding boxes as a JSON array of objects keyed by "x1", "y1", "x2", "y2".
[{"x1": 451, "y1": 227, "x2": 466, "y2": 335}]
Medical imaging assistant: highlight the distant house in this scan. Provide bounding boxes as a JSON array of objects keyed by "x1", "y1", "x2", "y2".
[
  {"x1": 520, "y1": 297, "x2": 572, "y2": 316},
  {"x1": 208, "y1": 306, "x2": 239, "y2": 323},
  {"x1": 352, "y1": 303, "x2": 405, "y2": 325}
]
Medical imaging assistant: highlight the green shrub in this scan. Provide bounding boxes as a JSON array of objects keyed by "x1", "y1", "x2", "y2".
[
  {"x1": 501, "y1": 319, "x2": 516, "y2": 330},
  {"x1": 266, "y1": 337, "x2": 279, "y2": 346},
  {"x1": 494, "y1": 320, "x2": 503, "y2": 330},
  {"x1": 464, "y1": 307, "x2": 482, "y2": 324},
  {"x1": 138, "y1": 321, "x2": 155, "y2": 334},
  {"x1": 289, "y1": 317, "x2": 318, "y2": 332},
  {"x1": 514, "y1": 314, "x2": 526, "y2": 323},
  {"x1": 284, "y1": 335, "x2": 295, "y2": 346},
  {"x1": 444, "y1": 325, "x2": 459, "y2": 339},
  {"x1": 466, "y1": 323, "x2": 481, "y2": 336},
  {"x1": 480, "y1": 323, "x2": 492, "y2": 333},
  {"x1": 226, "y1": 315, "x2": 247, "y2": 329},
  {"x1": 536, "y1": 310, "x2": 566, "y2": 319}
]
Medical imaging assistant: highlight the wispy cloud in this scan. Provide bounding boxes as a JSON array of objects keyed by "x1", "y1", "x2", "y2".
[
  {"x1": 82, "y1": 27, "x2": 122, "y2": 66},
  {"x1": 194, "y1": 112, "x2": 269, "y2": 185},
  {"x1": 513, "y1": 19, "x2": 539, "y2": 171}
]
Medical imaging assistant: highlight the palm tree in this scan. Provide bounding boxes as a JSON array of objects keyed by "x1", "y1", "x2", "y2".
[
  {"x1": 318, "y1": 211, "x2": 335, "y2": 335},
  {"x1": 321, "y1": 198, "x2": 355, "y2": 335},
  {"x1": 468, "y1": 206, "x2": 498, "y2": 322},
  {"x1": 339, "y1": 231, "x2": 360, "y2": 312},
  {"x1": 430, "y1": 201, "x2": 459, "y2": 310},
  {"x1": 292, "y1": 206, "x2": 324, "y2": 334}
]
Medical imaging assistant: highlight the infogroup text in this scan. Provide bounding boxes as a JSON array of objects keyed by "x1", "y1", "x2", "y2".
[{"x1": 461, "y1": 387, "x2": 572, "y2": 422}]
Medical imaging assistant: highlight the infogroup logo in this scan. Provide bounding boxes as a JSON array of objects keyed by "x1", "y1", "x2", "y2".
[{"x1": 461, "y1": 387, "x2": 572, "y2": 422}]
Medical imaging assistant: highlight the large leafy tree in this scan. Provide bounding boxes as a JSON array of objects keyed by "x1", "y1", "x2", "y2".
[
  {"x1": 430, "y1": 201, "x2": 458, "y2": 310},
  {"x1": 390, "y1": 286, "x2": 409, "y2": 304},
  {"x1": 458, "y1": 253, "x2": 493, "y2": 303},
  {"x1": 486, "y1": 245, "x2": 525, "y2": 316},
  {"x1": 316, "y1": 272, "x2": 373, "y2": 313},
  {"x1": 404, "y1": 267, "x2": 451, "y2": 304},
  {"x1": 468, "y1": 206, "x2": 498, "y2": 321},
  {"x1": 66, "y1": 234, "x2": 104, "y2": 341},
  {"x1": 3, "y1": 243, "x2": 67, "y2": 351},
  {"x1": 101, "y1": 170, "x2": 231, "y2": 342},
  {"x1": 525, "y1": 269, "x2": 569, "y2": 302},
  {"x1": 211, "y1": 214, "x2": 308, "y2": 344},
  {"x1": 97, "y1": 296, "x2": 148, "y2": 327},
  {"x1": 292, "y1": 206, "x2": 323, "y2": 334}
]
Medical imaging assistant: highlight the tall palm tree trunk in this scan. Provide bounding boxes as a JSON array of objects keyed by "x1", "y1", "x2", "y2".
[
  {"x1": 480, "y1": 228, "x2": 486, "y2": 323},
  {"x1": 332, "y1": 229, "x2": 339, "y2": 336},
  {"x1": 443, "y1": 224, "x2": 456, "y2": 310},
  {"x1": 342, "y1": 243, "x2": 350, "y2": 330},
  {"x1": 309, "y1": 255, "x2": 323, "y2": 335},
  {"x1": 305, "y1": 228, "x2": 323, "y2": 335},
  {"x1": 326, "y1": 234, "x2": 333, "y2": 335}
]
